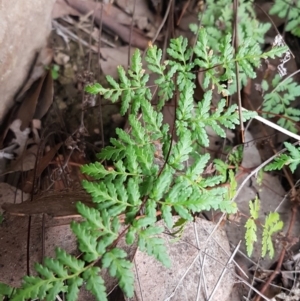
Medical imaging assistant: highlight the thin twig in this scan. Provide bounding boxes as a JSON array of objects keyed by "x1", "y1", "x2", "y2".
[
  {"x1": 242, "y1": 107, "x2": 300, "y2": 141},
  {"x1": 151, "y1": 0, "x2": 173, "y2": 45},
  {"x1": 127, "y1": 0, "x2": 137, "y2": 69},
  {"x1": 233, "y1": 0, "x2": 244, "y2": 143},
  {"x1": 193, "y1": 223, "x2": 208, "y2": 300},
  {"x1": 207, "y1": 241, "x2": 241, "y2": 301}
]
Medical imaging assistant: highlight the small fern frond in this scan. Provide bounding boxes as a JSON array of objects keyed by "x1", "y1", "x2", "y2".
[
  {"x1": 262, "y1": 212, "x2": 283, "y2": 259},
  {"x1": 138, "y1": 226, "x2": 171, "y2": 268},
  {"x1": 265, "y1": 142, "x2": 300, "y2": 173},
  {"x1": 245, "y1": 197, "x2": 260, "y2": 256},
  {"x1": 262, "y1": 75, "x2": 300, "y2": 133},
  {"x1": 0, "y1": 283, "x2": 13, "y2": 300},
  {"x1": 270, "y1": 0, "x2": 300, "y2": 37},
  {"x1": 102, "y1": 248, "x2": 134, "y2": 297},
  {"x1": 83, "y1": 267, "x2": 107, "y2": 301}
]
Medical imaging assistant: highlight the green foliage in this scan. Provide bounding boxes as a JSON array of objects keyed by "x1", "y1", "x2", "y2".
[
  {"x1": 262, "y1": 75, "x2": 300, "y2": 133},
  {"x1": 196, "y1": 0, "x2": 271, "y2": 50},
  {"x1": 245, "y1": 197, "x2": 260, "y2": 256},
  {"x1": 270, "y1": 0, "x2": 300, "y2": 37},
  {"x1": 262, "y1": 212, "x2": 284, "y2": 259},
  {"x1": 0, "y1": 283, "x2": 13, "y2": 300},
  {"x1": 266, "y1": 142, "x2": 300, "y2": 173},
  {"x1": 245, "y1": 198, "x2": 284, "y2": 259},
  {"x1": 190, "y1": 0, "x2": 276, "y2": 94},
  {"x1": 51, "y1": 64, "x2": 60, "y2": 80},
  {"x1": 228, "y1": 145, "x2": 243, "y2": 169},
  {"x1": 0, "y1": 2, "x2": 292, "y2": 300}
]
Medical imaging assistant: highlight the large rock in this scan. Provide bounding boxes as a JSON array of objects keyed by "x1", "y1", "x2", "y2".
[
  {"x1": 134, "y1": 218, "x2": 235, "y2": 301},
  {"x1": 0, "y1": 0, "x2": 55, "y2": 124}
]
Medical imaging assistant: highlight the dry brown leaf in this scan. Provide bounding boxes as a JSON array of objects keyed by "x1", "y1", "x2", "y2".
[
  {"x1": 15, "y1": 70, "x2": 53, "y2": 131},
  {"x1": 33, "y1": 71, "x2": 54, "y2": 120},
  {"x1": 15, "y1": 47, "x2": 53, "y2": 103},
  {"x1": 22, "y1": 142, "x2": 63, "y2": 193},
  {"x1": 66, "y1": 0, "x2": 149, "y2": 49},
  {"x1": 2, "y1": 145, "x2": 38, "y2": 175},
  {"x1": 2, "y1": 190, "x2": 93, "y2": 217}
]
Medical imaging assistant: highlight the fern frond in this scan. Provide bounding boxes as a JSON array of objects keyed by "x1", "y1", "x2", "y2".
[
  {"x1": 265, "y1": 142, "x2": 300, "y2": 173},
  {"x1": 245, "y1": 197, "x2": 260, "y2": 256},
  {"x1": 0, "y1": 283, "x2": 13, "y2": 299},
  {"x1": 262, "y1": 75, "x2": 300, "y2": 133},
  {"x1": 6, "y1": 14, "x2": 291, "y2": 301},
  {"x1": 138, "y1": 226, "x2": 171, "y2": 268},
  {"x1": 270, "y1": 0, "x2": 300, "y2": 37},
  {"x1": 262, "y1": 212, "x2": 283, "y2": 258},
  {"x1": 102, "y1": 248, "x2": 134, "y2": 297},
  {"x1": 83, "y1": 267, "x2": 107, "y2": 301}
]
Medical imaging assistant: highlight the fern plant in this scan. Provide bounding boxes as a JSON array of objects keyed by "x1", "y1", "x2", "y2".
[
  {"x1": 261, "y1": 75, "x2": 300, "y2": 133},
  {"x1": 195, "y1": 0, "x2": 271, "y2": 50},
  {"x1": 266, "y1": 141, "x2": 300, "y2": 172},
  {"x1": 0, "y1": 12, "x2": 289, "y2": 301},
  {"x1": 245, "y1": 197, "x2": 283, "y2": 259},
  {"x1": 270, "y1": 0, "x2": 300, "y2": 37},
  {"x1": 262, "y1": 212, "x2": 283, "y2": 258},
  {"x1": 245, "y1": 196, "x2": 259, "y2": 257},
  {"x1": 191, "y1": 0, "x2": 272, "y2": 93}
]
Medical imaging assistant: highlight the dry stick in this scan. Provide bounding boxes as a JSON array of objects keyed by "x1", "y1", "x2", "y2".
[
  {"x1": 233, "y1": 0, "x2": 244, "y2": 143},
  {"x1": 202, "y1": 249, "x2": 271, "y2": 301},
  {"x1": 96, "y1": 4, "x2": 106, "y2": 167},
  {"x1": 133, "y1": 257, "x2": 145, "y2": 301},
  {"x1": 243, "y1": 101, "x2": 298, "y2": 225},
  {"x1": 61, "y1": 15, "x2": 115, "y2": 47},
  {"x1": 247, "y1": 257, "x2": 262, "y2": 301},
  {"x1": 165, "y1": 221, "x2": 236, "y2": 301},
  {"x1": 127, "y1": 0, "x2": 137, "y2": 69},
  {"x1": 193, "y1": 223, "x2": 208, "y2": 301},
  {"x1": 164, "y1": 246, "x2": 206, "y2": 300},
  {"x1": 52, "y1": 20, "x2": 99, "y2": 52},
  {"x1": 235, "y1": 273, "x2": 272, "y2": 301},
  {"x1": 200, "y1": 250, "x2": 209, "y2": 300},
  {"x1": 150, "y1": 0, "x2": 173, "y2": 45},
  {"x1": 242, "y1": 107, "x2": 300, "y2": 141},
  {"x1": 254, "y1": 3, "x2": 293, "y2": 57},
  {"x1": 87, "y1": 3, "x2": 98, "y2": 71},
  {"x1": 207, "y1": 233, "x2": 249, "y2": 280},
  {"x1": 80, "y1": 3, "x2": 100, "y2": 136},
  {"x1": 188, "y1": 3, "x2": 205, "y2": 65},
  {"x1": 26, "y1": 128, "x2": 61, "y2": 274},
  {"x1": 244, "y1": 69, "x2": 300, "y2": 134},
  {"x1": 176, "y1": 0, "x2": 191, "y2": 26},
  {"x1": 207, "y1": 241, "x2": 241, "y2": 301}
]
